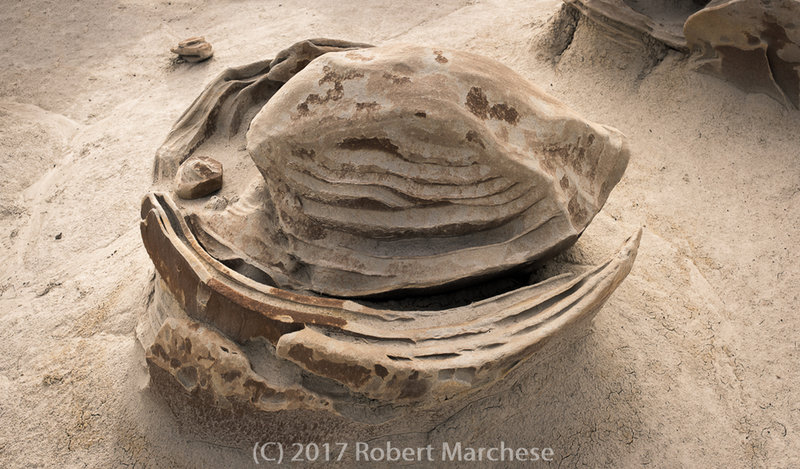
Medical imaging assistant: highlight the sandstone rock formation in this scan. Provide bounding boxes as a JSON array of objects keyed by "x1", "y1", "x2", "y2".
[
  {"x1": 562, "y1": 0, "x2": 800, "y2": 109},
  {"x1": 170, "y1": 36, "x2": 213, "y2": 63},
  {"x1": 175, "y1": 155, "x2": 223, "y2": 199},
  {"x1": 138, "y1": 39, "x2": 640, "y2": 420},
  {"x1": 266, "y1": 38, "x2": 374, "y2": 83},
  {"x1": 563, "y1": 0, "x2": 708, "y2": 50},
  {"x1": 247, "y1": 44, "x2": 630, "y2": 297},
  {"x1": 684, "y1": 0, "x2": 800, "y2": 109}
]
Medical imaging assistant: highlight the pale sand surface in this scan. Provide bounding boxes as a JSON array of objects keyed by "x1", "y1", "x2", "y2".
[{"x1": 1, "y1": 1, "x2": 798, "y2": 467}]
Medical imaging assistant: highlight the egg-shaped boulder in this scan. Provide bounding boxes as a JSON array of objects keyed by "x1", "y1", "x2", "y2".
[{"x1": 246, "y1": 44, "x2": 630, "y2": 297}]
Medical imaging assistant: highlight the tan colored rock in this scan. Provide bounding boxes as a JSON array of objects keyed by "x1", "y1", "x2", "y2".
[
  {"x1": 247, "y1": 44, "x2": 630, "y2": 297},
  {"x1": 684, "y1": 0, "x2": 800, "y2": 109},
  {"x1": 563, "y1": 0, "x2": 706, "y2": 50},
  {"x1": 140, "y1": 193, "x2": 641, "y2": 416},
  {"x1": 153, "y1": 39, "x2": 370, "y2": 180},
  {"x1": 147, "y1": 317, "x2": 333, "y2": 412},
  {"x1": 139, "y1": 38, "x2": 641, "y2": 419},
  {"x1": 266, "y1": 38, "x2": 374, "y2": 83},
  {"x1": 562, "y1": 0, "x2": 800, "y2": 109},
  {"x1": 175, "y1": 155, "x2": 222, "y2": 200},
  {"x1": 170, "y1": 36, "x2": 213, "y2": 63}
]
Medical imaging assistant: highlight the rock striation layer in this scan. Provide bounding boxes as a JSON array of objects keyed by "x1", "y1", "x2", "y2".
[
  {"x1": 138, "y1": 38, "x2": 640, "y2": 420},
  {"x1": 684, "y1": 0, "x2": 800, "y2": 109},
  {"x1": 247, "y1": 44, "x2": 630, "y2": 297},
  {"x1": 563, "y1": 0, "x2": 800, "y2": 109}
]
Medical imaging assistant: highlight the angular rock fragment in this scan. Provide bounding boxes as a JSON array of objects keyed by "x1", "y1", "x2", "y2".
[
  {"x1": 175, "y1": 155, "x2": 222, "y2": 200},
  {"x1": 171, "y1": 36, "x2": 213, "y2": 63},
  {"x1": 147, "y1": 317, "x2": 333, "y2": 412}
]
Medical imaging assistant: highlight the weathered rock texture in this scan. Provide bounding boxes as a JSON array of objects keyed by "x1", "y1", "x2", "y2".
[
  {"x1": 563, "y1": 0, "x2": 800, "y2": 109},
  {"x1": 247, "y1": 44, "x2": 630, "y2": 297},
  {"x1": 138, "y1": 39, "x2": 640, "y2": 420},
  {"x1": 147, "y1": 316, "x2": 334, "y2": 413},
  {"x1": 684, "y1": 0, "x2": 800, "y2": 109},
  {"x1": 140, "y1": 191, "x2": 640, "y2": 418},
  {"x1": 563, "y1": 0, "x2": 707, "y2": 50},
  {"x1": 170, "y1": 36, "x2": 213, "y2": 63},
  {"x1": 266, "y1": 38, "x2": 374, "y2": 83},
  {"x1": 153, "y1": 39, "x2": 370, "y2": 181},
  {"x1": 175, "y1": 155, "x2": 223, "y2": 199}
]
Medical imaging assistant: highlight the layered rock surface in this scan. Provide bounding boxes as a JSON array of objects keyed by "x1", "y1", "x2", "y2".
[
  {"x1": 138, "y1": 39, "x2": 640, "y2": 420},
  {"x1": 563, "y1": 0, "x2": 800, "y2": 109},
  {"x1": 684, "y1": 0, "x2": 800, "y2": 109},
  {"x1": 247, "y1": 44, "x2": 630, "y2": 297}
]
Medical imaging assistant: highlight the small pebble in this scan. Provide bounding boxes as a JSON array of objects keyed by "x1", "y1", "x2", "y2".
[
  {"x1": 171, "y1": 36, "x2": 213, "y2": 62},
  {"x1": 204, "y1": 195, "x2": 228, "y2": 211},
  {"x1": 175, "y1": 155, "x2": 223, "y2": 199}
]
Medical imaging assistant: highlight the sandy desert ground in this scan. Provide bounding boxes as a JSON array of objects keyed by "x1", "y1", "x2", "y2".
[{"x1": 1, "y1": 0, "x2": 799, "y2": 467}]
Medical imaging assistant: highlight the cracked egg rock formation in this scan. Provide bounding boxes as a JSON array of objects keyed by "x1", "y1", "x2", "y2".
[
  {"x1": 138, "y1": 39, "x2": 640, "y2": 422},
  {"x1": 247, "y1": 44, "x2": 630, "y2": 297}
]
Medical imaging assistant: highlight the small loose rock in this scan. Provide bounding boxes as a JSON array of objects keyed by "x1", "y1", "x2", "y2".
[
  {"x1": 175, "y1": 156, "x2": 223, "y2": 199},
  {"x1": 204, "y1": 195, "x2": 228, "y2": 211},
  {"x1": 171, "y1": 36, "x2": 213, "y2": 63}
]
